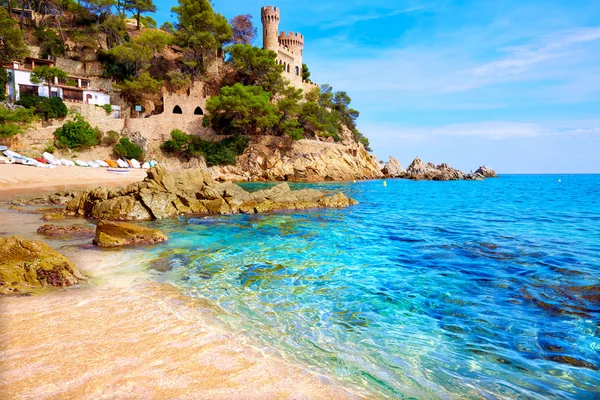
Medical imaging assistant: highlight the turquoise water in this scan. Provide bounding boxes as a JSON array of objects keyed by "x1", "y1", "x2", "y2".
[{"x1": 152, "y1": 175, "x2": 600, "y2": 398}]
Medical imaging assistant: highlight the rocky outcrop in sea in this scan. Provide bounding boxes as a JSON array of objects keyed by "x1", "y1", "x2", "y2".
[
  {"x1": 59, "y1": 166, "x2": 357, "y2": 221},
  {"x1": 379, "y1": 156, "x2": 497, "y2": 181},
  {"x1": 403, "y1": 157, "x2": 465, "y2": 181},
  {"x1": 93, "y1": 220, "x2": 167, "y2": 247},
  {"x1": 382, "y1": 156, "x2": 406, "y2": 178}
]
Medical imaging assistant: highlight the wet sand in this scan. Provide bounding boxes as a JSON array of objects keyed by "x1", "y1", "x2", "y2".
[{"x1": 0, "y1": 206, "x2": 363, "y2": 399}]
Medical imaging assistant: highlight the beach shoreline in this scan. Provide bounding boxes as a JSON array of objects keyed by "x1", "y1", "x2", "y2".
[
  {"x1": 0, "y1": 164, "x2": 148, "y2": 195},
  {"x1": 0, "y1": 193, "x2": 366, "y2": 399}
]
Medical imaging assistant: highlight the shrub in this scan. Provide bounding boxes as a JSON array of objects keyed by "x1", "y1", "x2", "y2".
[
  {"x1": 160, "y1": 129, "x2": 249, "y2": 166},
  {"x1": 44, "y1": 144, "x2": 56, "y2": 154},
  {"x1": 113, "y1": 138, "x2": 144, "y2": 160},
  {"x1": 0, "y1": 106, "x2": 36, "y2": 138},
  {"x1": 160, "y1": 129, "x2": 188, "y2": 153},
  {"x1": 16, "y1": 95, "x2": 68, "y2": 120},
  {"x1": 103, "y1": 130, "x2": 120, "y2": 145},
  {"x1": 54, "y1": 115, "x2": 102, "y2": 149},
  {"x1": 96, "y1": 104, "x2": 113, "y2": 114}
]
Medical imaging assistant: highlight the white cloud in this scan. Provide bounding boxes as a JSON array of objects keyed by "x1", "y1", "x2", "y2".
[{"x1": 321, "y1": 6, "x2": 427, "y2": 29}]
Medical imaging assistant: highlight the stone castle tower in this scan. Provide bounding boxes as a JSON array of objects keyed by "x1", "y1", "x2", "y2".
[{"x1": 261, "y1": 6, "x2": 306, "y2": 88}]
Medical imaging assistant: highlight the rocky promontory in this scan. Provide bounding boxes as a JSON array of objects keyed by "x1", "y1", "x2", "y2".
[
  {"x1": 209, "y1": 136, "x2": 383, "y2": 182},
  {"x1": 60, "y1": 165, "x2": 357, "y2": 221},
  {"x1": 0, "y1": 236, "x2": 84, "y2": 294}
]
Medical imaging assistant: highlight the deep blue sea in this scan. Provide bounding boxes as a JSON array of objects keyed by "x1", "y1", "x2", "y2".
[{"x1": 152, "y1": 175, "x2": 600, "y2": 399}]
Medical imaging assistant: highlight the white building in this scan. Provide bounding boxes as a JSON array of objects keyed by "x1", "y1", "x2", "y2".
[{"x1": 4, "y1": 57, "x2": 111, "y2": 106}]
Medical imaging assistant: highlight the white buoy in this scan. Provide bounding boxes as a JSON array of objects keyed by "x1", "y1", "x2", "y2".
[
  {"x1": 353, "y1": 180, "x2": 356, "y2": 184},
  {"x1": 383, "y1": 181, "x2": 387, "y2": 187},
  {"x1": 558, "y1": 179, "x2": 561, "y2": 183}
]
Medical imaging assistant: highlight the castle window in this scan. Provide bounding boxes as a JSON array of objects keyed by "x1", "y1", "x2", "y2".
[
  {"x1": 194, "y1": 106, "x2": 203, "y2": 116},
  {"x1": 287, "y1": 64, "x2": 290, "y2": 73},
  {"x1": 295, "y1": 66, "x2": 300, "y2": 76},
  {"x1": 173, "y1": 105, "x2": 183, "y2": 114}
]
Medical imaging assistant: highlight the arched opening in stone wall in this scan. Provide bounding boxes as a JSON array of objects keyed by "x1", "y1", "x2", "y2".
[
  {"x1": 173, "y1": 105, "x2": 183, "y2": 114},
  {"x1": 287, "y1": 64, "x2": 290, "y2": 73},
  {"x1": 194, "y1": 106, "x2": 203, "y2": 116},
  {"x1": 295, "y1": 66, "x2": 300, "y2": 75}
]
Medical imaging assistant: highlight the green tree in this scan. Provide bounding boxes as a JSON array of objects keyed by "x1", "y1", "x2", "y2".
[
  {"x1": 0, "y1": 68, "x2": 7, "y2": 101},
  {"x1": 96, "y1": 14, "x2": 128, "y2": 48},
  {"x1": 106, "y1": 30, "x2": 169, "y2": 76},
  {"x1": 225, "y1": 44, "x2": 284, "y2": 95},
  {"x1": 160, "y1": 21, "x2": 174, "y2": 33},
  {"x1": 124, "y1": 0, "x2": 156, "y2": 30},
  {"x1": 114, "y1": 71, "x2": 162, "y2": 104},
  {"x1": 0, "y1": 8, "x2": 29, "y2": 63},
  {"x1": 35, "y1": 27, "x2": 66, "y2": 58},
  {"x1": 81, "y1": 0, "x2": 116, "y2": 22},
  {"x1": 205, "y1": 83, "x2": 279, "y2": 136},
  {"x1": 302, "y1": 63, "x2": 311, "y2": 82},
  {"x1": 30, "y1": 66, "x2": 68, "y2": 95},
  {"x1": 275, "y1": 85, "x2": 304, "y2": 139},
  {"x1": 171, "y1": 0, "x2": 232, "y2": 75}
]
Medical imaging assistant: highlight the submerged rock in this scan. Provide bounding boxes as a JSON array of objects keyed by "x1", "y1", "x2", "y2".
[
  {"x1": 42, "y1": 213, "x2": 65, "y2": 221},
  {"x1": 404, "y1": 157, "x2": 465, "y2": 181},
  {"x1": 64, "y1": 166, "x2": 358, "y2": 221},
  {"x1": 37, "y1": 224, "x2": 96, "y2": 237},
  {"x1": 93, "y1": 220, "x2": 167, "y2": 248},
  {"x1": 0, "y1": 235, "x2": 84, "y2": 294},
  {"x1": 381, "y1": 156, "x2": 406, "y2": 178}
]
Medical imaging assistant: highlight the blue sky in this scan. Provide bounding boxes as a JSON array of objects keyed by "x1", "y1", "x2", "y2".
[{"x1": 153, "y1": 0, "x2": 600, "y2": 173}]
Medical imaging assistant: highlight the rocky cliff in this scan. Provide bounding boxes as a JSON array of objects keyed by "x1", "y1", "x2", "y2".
[{"x1": 209, "y1": 136, "x2": 383, "y2": 182}]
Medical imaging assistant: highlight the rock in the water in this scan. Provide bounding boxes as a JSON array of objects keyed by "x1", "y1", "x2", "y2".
[
  {"x1": 381, "y1": 156, "x2": 406, "y2": 178},
  {"x1": 42, "y1": 213, "x2": 65, "y2": 221},
  {"x1": 404, "y1": 157, "x2": 465, "y2": 181},
  {"x1": 65, "y1": 165, "x2": 358, "y2": 221},
  {"x1": 0, "y1": 235, "x2": 84, "y2": 294},
  {"x1": 93, "y1": 220, "x2": 167, "y2": 248},
  {"x1": 37, "y1": 224, "x2": 96, "y2": 237},
  {"x1": 474, "y1": 165, "x2": 497, "y2": 178}
]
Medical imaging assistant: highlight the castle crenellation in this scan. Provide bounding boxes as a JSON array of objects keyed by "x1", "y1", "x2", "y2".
[{"x1": 261, "y1": 5, "x2": 309, "y2": 88}]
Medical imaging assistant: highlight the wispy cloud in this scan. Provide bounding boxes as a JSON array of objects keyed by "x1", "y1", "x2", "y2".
[{"x1": 321, "y1": 6, "x2": 427, "y2": 29}]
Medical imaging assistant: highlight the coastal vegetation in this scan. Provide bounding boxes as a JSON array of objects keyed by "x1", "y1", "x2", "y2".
[
  {"x1": 16, "y1": 95, "x2": 68, "y2": 120},
  {"x1": 1, "y1": 0, "x2": 372, "y2": 162},
  {"x1": 53, "y1": 114, "x2": 102, "y2": 149},
  {"x1": 161, "y1": 128, "x2": 248, "y2": 166},
  {"x1": 113, "y1": 137, "x2": 144, "y2": 160}
]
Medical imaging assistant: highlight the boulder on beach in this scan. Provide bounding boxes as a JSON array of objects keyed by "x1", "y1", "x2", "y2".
[
  {"x1": 381, "y1": 156, "x2": 406, "y2": 178},
  {"x1": 93, "y1": 220, "x2": 167, "y2": 248},
  {"x1": 0, "y1": 235, "x2": 84, "y2": 294},
  {"x1": 404, "y1": 157, "x2": 465, "y2": 181},
  {"x1": 63, "y1": 166, "x2": 358, "y2": 221},
  {"x1": 37, "y1": 224, "x2": 96, "y2": 237}
]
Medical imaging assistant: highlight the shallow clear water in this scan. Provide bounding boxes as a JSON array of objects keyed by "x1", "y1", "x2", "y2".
[{"x1": 152, "y1": 175, "x2": 600, "y2": 399}]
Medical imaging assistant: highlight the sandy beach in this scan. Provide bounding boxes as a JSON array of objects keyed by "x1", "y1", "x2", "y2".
[
  {"x1": 0, "y1": 164, "x2": 148, "y2": 193},
  {"x1": 0, "y1": 195, "x2": 364, "y2": 399}
]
